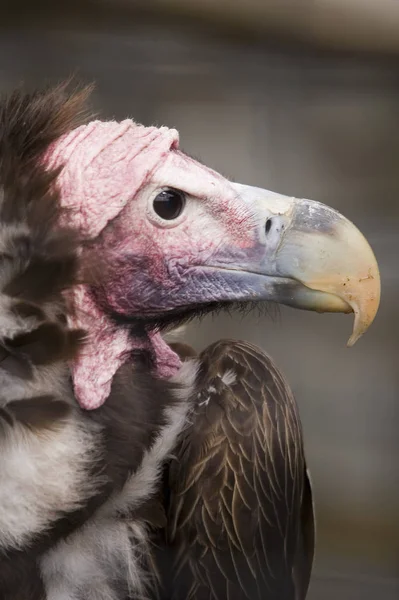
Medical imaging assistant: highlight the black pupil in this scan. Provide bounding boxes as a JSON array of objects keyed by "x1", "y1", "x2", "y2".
[{"x1": 153, "y1": 189, "x2": 185, "y2": 220}]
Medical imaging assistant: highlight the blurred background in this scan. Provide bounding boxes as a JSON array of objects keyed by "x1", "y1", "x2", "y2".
[{"x1": 1, "y1": 1, "x2": 398, "y2": 597}]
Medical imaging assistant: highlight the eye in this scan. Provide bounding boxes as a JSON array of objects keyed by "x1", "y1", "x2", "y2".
[{"x1": 153, "y1": 189, "x2": 186, "y2": 221}]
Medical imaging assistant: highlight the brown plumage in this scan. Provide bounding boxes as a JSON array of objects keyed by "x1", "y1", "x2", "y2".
[{"x1": 155, "y1": 340, "x2": 314, "y2": 600}]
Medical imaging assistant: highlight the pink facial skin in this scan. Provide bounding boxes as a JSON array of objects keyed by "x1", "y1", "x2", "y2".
[
  {"x1": 48, "y1": 120, "x2": 261, "y2": 410},
  {"x1": 95, "y1": 149, "x2": 260, "y2": 316}
]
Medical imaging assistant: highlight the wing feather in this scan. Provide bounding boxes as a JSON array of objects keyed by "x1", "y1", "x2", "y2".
[{"x1": 160, "y1": 339, "x2": 315, "y2": 600}]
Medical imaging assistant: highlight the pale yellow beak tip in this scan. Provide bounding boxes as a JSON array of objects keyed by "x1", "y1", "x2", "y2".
[
  {"x1": 345, "y1": 278, "x2": 381, "y2": 348},
  {"x1": 347, "y1": 331, "x2": 360, "y2": 348}
]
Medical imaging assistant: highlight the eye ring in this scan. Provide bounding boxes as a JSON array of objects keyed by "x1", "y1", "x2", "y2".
[{"x1": 153, "y1": 188, "x2": 186, "y2": 221}]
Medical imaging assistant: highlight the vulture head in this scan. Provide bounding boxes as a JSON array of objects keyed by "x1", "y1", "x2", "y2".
[{"x1": 38, "y1": 85, "x2": 380, "y2": 409}]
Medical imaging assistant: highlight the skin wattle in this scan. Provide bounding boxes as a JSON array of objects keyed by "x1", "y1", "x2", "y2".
[{"x1": 66, "y1": 285, "x2": 181, "y2": 410}]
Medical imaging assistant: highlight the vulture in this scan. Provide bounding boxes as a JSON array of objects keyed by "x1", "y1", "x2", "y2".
[{"x1": 0, "y1": 82, "x2": 380, "y2": 600}]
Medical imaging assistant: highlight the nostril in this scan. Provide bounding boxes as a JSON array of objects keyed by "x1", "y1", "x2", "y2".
[{"x1": 265, "y1": 218, "x2": 272, "y2": 235}]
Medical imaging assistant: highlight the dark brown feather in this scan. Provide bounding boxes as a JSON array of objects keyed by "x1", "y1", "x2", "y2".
[
  {"x1": 5, "y1": 396, "x2": 71, "y2": 431},
  {"x1": 156, "y1": 339, "x2": 314, "y2": 600}
]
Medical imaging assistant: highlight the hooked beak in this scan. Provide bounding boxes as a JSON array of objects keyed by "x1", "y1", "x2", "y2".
[{"x1": 231, "y1": 184, "x2": 380, "y2": 346}]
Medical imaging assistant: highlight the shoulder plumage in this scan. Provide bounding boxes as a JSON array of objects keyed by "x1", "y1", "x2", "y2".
[{"x1": 158, "y1": 338, "x2": 314, "y2": 600}]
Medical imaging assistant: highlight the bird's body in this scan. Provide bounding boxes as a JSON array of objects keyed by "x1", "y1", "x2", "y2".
[{"x1": 0, "y1": 83, "x2": 379, "y2": 600}]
